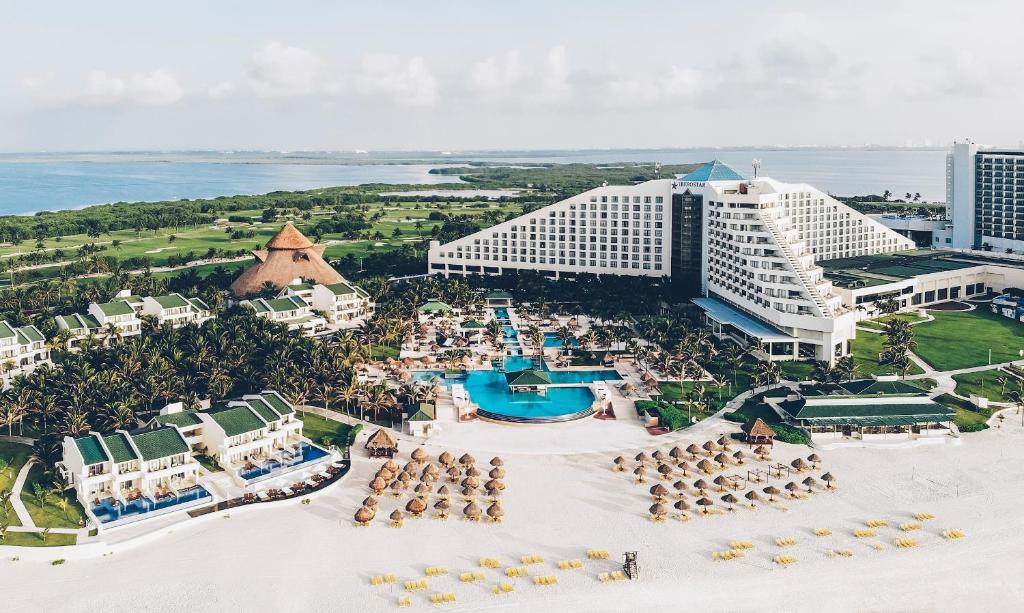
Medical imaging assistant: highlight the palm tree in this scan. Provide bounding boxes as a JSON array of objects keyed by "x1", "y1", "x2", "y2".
[{"x1": 754, "y1": 361, "x2": 782, "y2": 392}]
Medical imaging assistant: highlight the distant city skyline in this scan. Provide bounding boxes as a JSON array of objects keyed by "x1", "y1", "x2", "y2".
[{"x1": 2, "y1": 0, "x2": 1022, "y2": 152}]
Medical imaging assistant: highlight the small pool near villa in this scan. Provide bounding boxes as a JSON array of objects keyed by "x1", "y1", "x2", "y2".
[
  {"x1": 240, "y1": 442, "x2": 329, "y2": 482},
  {"x1": 93, "y1": 485, "x2": 212, "y2": 524}
]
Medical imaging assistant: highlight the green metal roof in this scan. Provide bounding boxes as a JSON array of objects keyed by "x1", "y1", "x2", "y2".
[
  {"x1": 0, "y1": 321, "x2": 16, "y2": 339},
  {"x1": 75, "y1": 434, "x2": 109, "y2": 465},
  {"x1": 288, "y1": 283, "x2": 313, "y2": 291},
  {"x1": 16, "y1": 326, "x2": 44, "y2": 344},
  {"x1": 123, "y1": 295, "x2": 144, "y2": 304},
  {"x1": 484, "y1": 291, "x2": 513, "y2": 299},
  {"x1": 206, "y1": 405, "x2": 266, "y2": 437},
  {"x1": 130, "y1": 427, "x2": 190, "y2": 461},
  {"x1": 102, "y1": 433, "x2": 138, "y2": 463},
  {"x1": 324, "y1": 281, "x2": 357, "y2": 296},
  {"x1": 505, "y1": 369, "x2": 552, "y2": 386},
  {"x1": 97, "y1": 300, "x2": 134, "y2": 317},
  {"x1": 803, "y1": 415, "x2": 953, "y2": 427},
  {"x1": 245, "y1": 398, "x2": 280, "y2": 423},
  {"x1": 462, "y1": 319, "x2": 485, "y2": 329},
  {"x1": 154, "y1": 412, "x2": 203, "y2": 428},
  {"x1": 418, "y1": 300, "x2": 452, "y2": 313},
  {"x1": 781, "y1": 399, "x2": 954, "y2": 420},
  {"x1": 264, "y1": 296, "x2": 307, "y2": 312},
  {"x1": 187, "y1": 297, "x2": 210, "y2": 311},
  {"x1": 408, "y1": 403, "x2": 436, "y2": 422},
  {"x1": 260, "y1": 391, "x2": 294, "y2": 416},
  {"x1": 153, "y1": 294, "x2": 190, "y2": 309},
  {"x1": 58, "y1": 313, "x2": 101, "y2": 331},
  {"x1": 800, "y1": 379, "x2": 927, "y2": 398}
]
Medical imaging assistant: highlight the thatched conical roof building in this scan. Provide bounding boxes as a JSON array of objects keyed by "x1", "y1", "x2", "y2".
[{"x1": 230, "y1": 222, "x2": 346, "y2": 296}]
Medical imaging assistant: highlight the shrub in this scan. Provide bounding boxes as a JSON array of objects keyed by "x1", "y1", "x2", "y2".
[
  {"x1": 346, "y1": 423, "x2": 363, "y2": 448},
  {"x1": 958, "y1": 422, "x2": 989, "y2": 433},
  {"x1": 635, "y1": 400, "x2": 686, "y2": 431},
  {"x1": 51, "y1": 559, "x2": 65, "y2": 566}
]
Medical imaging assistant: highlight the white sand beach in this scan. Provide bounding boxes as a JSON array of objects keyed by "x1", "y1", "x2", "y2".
[{"x1": 2, "y1": 415, "x2": 1023, "y2": 613}]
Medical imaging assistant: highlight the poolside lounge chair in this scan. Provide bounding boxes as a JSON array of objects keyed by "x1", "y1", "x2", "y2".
[{"x1": 257, "y1": 492, "x2": 270, "y2": 502}]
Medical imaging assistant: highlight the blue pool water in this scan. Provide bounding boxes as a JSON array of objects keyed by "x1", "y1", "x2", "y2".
[
  {"x1": 494, "y1": 308, "x2": 510, "y2": 321},
  {"x1": 502, "y1": 326, "x2": 518, "y2": 342},
  {"x1": 240, "y1": 442, "x2": 329, "y2": 481},
  {"x1": 544, "y1": 332, "x2": 579, "y2": 348},
  {"x1": 410, "y1": 358, "x2": 620, "y2": 419},
  {"x1": 93, "y1": 486, "x2": 212, "y2": 523}
]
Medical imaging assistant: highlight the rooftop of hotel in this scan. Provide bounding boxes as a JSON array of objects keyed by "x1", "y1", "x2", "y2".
[
  {"x1": 821, "y1": 249, "x2": 1024, "y2": 289},
  {"x1": 677, "y1": 160, "x2": 745, "y2": 183}
]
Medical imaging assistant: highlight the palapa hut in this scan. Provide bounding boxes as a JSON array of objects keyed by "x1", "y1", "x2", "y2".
[
  {"x1": 486, "y1": 502, "x2": 504, "y2": 523},
  {"x1": 369, "y1": 477, "x2": 387, "y2": 495},
  {"x1": 439, "y1": 451, "x2": 455, "y2": 466},
  {"x1": 721, "y1": 493, "x2": 738, "y2": 511},
  {"x1": 434, "y1": 499, "x2": 450, "y2": 519},
  {"x1": 363, "y1": 495, "x2": 378, "y2": 509},
  {"x1": 230, "y1": 222, "x2": 346, "y2": 296},
  {"x1": 411, "y1": 447, "x2": 428, "y2": 462},
  {"x1": 650, "y1": 484, "x2": 669, "y2": 500},
  {"x1": 354, "y1": 506, "x2": 375, "y2": 526},
  {"x1": 365, "y1": 428, "x2": 398, "y2": 459},
  {"x1": 741, "y1": 418, "x2": 777, "y2": 447},
  {"x1": 649, "y1": 503, "x2": 668, "y2": 521},
  {"x1": 489, "y1": 467, "x2": 506, "y2": 479}
]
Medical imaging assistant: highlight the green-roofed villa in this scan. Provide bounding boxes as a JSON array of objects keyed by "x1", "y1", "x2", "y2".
[
  {"x1": 767, "y1": 375, "x2": 955, "y2": 442},
  {"x1": 240, "y1": 294, "x2": 327, "y2": 335},
  {"x1": 57, "y1": 293, "x2": 143, "y2": 350},
  {"x1": 141, "y1": 292, "x2": 214, "y2": 329},
  {"x1": 0, "y1": 320, "x2": 51, "y2": 382},
  {"x1": 309, "y1": 279, "x2": 374, "y2": 325}
]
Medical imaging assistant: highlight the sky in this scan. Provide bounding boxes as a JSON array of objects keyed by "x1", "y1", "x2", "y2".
[{"x1": 1, "y1": 0, "x2": 1022, "y2": 152}]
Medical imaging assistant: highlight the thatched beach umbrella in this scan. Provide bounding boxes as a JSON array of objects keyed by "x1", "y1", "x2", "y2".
[
  {"x1": 420, "y1": 472, "x2": 436, "y2": 485},
  {"x1": 463, "y1": 501, "x2": 482, "y2": 521},
  {"x1": 784, "y1": 482, "x2": 800, "y2": 497},
  {"x1": 697, "y1": 459, "x2": 715, "y2": 474},
  {"x1": 375, "y1": 468, "x2": 394, "y2": 482},
  {"x1": 650, "y1": 484, "x2": 669, "y2": 500},
  {"x1": 717, "y1": 435, "x2": 732, "y2": 451},
  {"x1": 437, "y1": 484, "x2": 450, "y2": 499},
  {"x1": 763, "y1": 485, "x2": 781, "y2": 502},
  {"x1": 613, "y1": 456, "x2": 626, "y2": 472},
  {"x1": 406, "y1": 497, "x2": 427, "y2": 517},
  {"x1": 461, "y1": 486, "x2": 476, "y2": 499},
  {"x1": 370, "y1": 477, "x2": 387, "y2": 495},
  {"x1": 447, "y1": 467, "x2": 461, "y2": 482},
  {"x1": 489, "y1": 467, "x2": 506, "y2": 479},
  {"x1": 821, "y1": 472, "x2": 836, "y2": 490},
  {"x1": 649, "y1": 503, "x2": 668, "y2": 520},
  {"x1": 434, "y1": 499, "x2": 450, "y2": 519},
  {"x1": 791, "y1": 458, "x2": 808, "y2": 472},
  {"x1": 754, "y1": 445, "x2": 771, "y2": 459},
  {"x1": 802, "y1": 476, "x2": 818, "y2": 492},
  {"x1": 459, "y1": 453, "x2": 476, "y2": 466},
  {"x1": 485, "y1": 479, "x2": 505, "y2": 494},
  {"x1": 363, "y1": 495, "x2": 378, "y2": 509},
  {"x1": 635, "y1": 452, "x2": 649, "y2": 464},
  {"x1": 702, "y1": 440, "x2": 719, "y2": 455},
  {"x1": 744, "y1": 490, "x2": 762, "y2": 508},
  {"x1": 714, "y1": 452, "x2": 730, "y2": 468},
  {"x1": 461, "y1": 476, "x2": 480, "y2": 489},
  {"x1": 414, "y1": 483, "x2": 430, "y2": 497},
  {"x1": 389, "y1": 509, "x2": 404, "y2": 527},
  {"x1": 486, "y1": 502, "x2": 504, "y2": 522},
  {"x1": 439, "y1": 451, "x2": 455, "y2": 466},
  {"x1": 411, "y1": 447, "x2": 427, "y2": 462},
  {"x1": 733, "y1": 450, "x2": 747, "y2": 465},
  {"x1": 633, "y1": 466, "x2": 647, "y2": 483},
  {"x1": 355, "y1": 506, "x2": 375, "y2": 526},
  {"x1": 712, "y1": 475, "x2": 729, "y2": 492},
  {"x1": 490, "y1": 456, "x2": 504, "y2": 467},
  {"x1": 807, "y1": 453, "x2": 822, "y2": 467},
  {"x1": 622, "y1": 381, "x2": 637, "y2": 396},
  {"x1": 384, "y1": 459, "x2": 400, "y2": 473},
  {"x1": 721, "y1": 493, "x2": 738, "y2": 511},
  {"x1": 677, "y1": 461, "x2": 692, "y2": 476},
  {"x1": 669, "y1": 446, "x2": 684, "y2": 460},
  {"x1": 389, "y1": 480, "x2": 406, "y2": 497},
  {"x1": 652, "y1": 450, "x2": 667, "y2": 462},
  {"x1": 466, "y1": 466, "x2": 482, "y2": 478},
  {"x1": 696, "y1": 497, "x2": 714, "y2": 514},
  {"x1": 404, "y1": 461, "x2": 420, "y2": 474},
  {"x1": 657, "y1": 464, "x2": 673, "y2": 479},
  {"x1": 673, "y1": 480, "x2": 688, "y2": 497},
  {"x1": 685, "y1": 444, "x2": 702, "y2": 460},
  {"x1": 693, "y1": 479, "x2": 710, "y2": 494},
  {"x1": 674, "y1": 500, "x2": 691, "y2": 518}
]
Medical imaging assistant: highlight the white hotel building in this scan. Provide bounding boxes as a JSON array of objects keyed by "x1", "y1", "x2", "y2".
[{"x1": 428, "y1": 161, "x2": 916, "y2": 365}]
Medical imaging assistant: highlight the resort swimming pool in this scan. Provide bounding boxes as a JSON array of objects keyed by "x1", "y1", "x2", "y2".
[
  {"x1": 412, "y1": 358, "x2": 620, "y2": 421},
  {"x1": 543, "y1": 332, "x2": 579, "y2": 348},
  {"x1": 92, "y1": 485, "x2": 212, "y2": 524},
  {"x1": 240, "y1": 442, "x2": 329, "y2": 482},
  {"x1": 494, "y1": 308, "x2": 510, "y2": 321}
]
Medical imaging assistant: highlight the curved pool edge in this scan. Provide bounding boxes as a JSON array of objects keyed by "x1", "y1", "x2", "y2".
[{"x1": 476, "y1": 406, "x2": 596, "y2": 425}]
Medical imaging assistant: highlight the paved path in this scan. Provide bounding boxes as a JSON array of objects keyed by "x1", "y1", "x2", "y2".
[{"x1": 10, "y1": 459, "x2": 36, "y2": 529}]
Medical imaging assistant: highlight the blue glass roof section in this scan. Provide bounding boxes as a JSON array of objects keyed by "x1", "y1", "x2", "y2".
[
  {"x1": 692, "y1": 296, "x2": 793, "y2": 342},
  {"x1": 678, "y1": 160, "x2": 745, "y2": 182}
]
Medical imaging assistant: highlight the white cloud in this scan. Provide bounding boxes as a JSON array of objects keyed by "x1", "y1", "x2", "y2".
[
  {"x1": 353, "y1": 54, "x2": 437, "y2": 107},
  {"x1": 207, "y1": 80, "x2": 236, "y2": 99},
  {"x1": 531, "y1": 46, "x2": 571, "y2": 104},
  {"x1": 470, "y1": 50, "x2": 528, "y2": 95},
  {"x1": 66, "y1": 69, "x2": 185, "y2": 106},
  {"x1": 246, "y1": 42, "x2": 341, "y2": 97}
]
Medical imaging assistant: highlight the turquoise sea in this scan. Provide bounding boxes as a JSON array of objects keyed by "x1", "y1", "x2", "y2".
[{"x1": 0, "y1": 148, "x2": 950, "y2": 216}]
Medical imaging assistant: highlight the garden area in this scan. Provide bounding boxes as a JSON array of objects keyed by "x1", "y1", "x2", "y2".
[
  {"x1": 849, "y1": 331, "x2": 924, "y2": 377},
  {"x1": 19, "y1": 464, "x2": 86, "y2": 530},
  {"x1": 722, "y1": 394, "x2": 812, "y2": 445},
  {"x1": 912, "y1": 310, "x2": 1024, "y2": 371},
  {"x1": 0, "y1": 442, "x2": 31, "y2": 528},
  {"x1": 951, "y1": 369, "x2": 1021, "y2": 402},
  {"x1": 934, "y1": 393, "x2": 992, "y2": 432},
  {"x1": 298, "y1": 414, "x2": 357, "y2": 450}
]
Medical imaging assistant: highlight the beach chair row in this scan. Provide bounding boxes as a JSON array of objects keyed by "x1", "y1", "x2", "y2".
[
  {"x1": 557, "y1": 559, "x2": 583, "y2": 570},
  {"x1": 404, "y1": 579, "x2": 429, "y2": 591},
  {"x1": 773, "y1": 555, "x2": 797, "y2": 565},
  {"x1": 429, "y1": 592, "x2": 457, "y2": 604},
  {"x1": 491, "y1": 582, "x2": 515, "y2": 595},
  {"x1": 712, "y1": 549, "x2": 744, "y2": 561},
  {"x1": 533, "y1": 575, "x2": 558, "y2": 586},
  {"x1": 942, "y1": 529, "x2": 965, "y2": 540},
  {"x1": 425, "y1": 566, "x2": 449, "y2": 577},
  {"x1": 371, "y1": 574, "x2": 397, "y2": 586},
  {"x1": 894, "y1": 538, "x2": 918, "y2": 549},
  {"x1": 521, "y1": 554, "x2": 544, "y2": 565},
  {"x1": 587, "y1": 549, "x2": 610, "y2": 560},
  {"x1": 775, "y1": 537, "x2": 797, "y2": 547},
  {"x1": 598, "y1": 570, "x2": 628, "y2": 582},
  {"x1": 459, "y1": 571, "x2": 486, "y2": 583},
  {"x1": 479, "y1": 558, "x2": 501, "y2": 568},
  {"x1": 504, "y1": 566, "x2": 529, "y2": 578},
  {"x1": 729, "y1": 540, "x2": 754, "y2": 550}
]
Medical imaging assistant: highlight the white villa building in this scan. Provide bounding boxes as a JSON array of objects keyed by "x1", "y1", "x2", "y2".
[
  {"x1": 428, "y1": 161, "x2": 917, "y2": 365},
  {"x1": 0, "y1": 320, "x2": 49, "y2": 384},
  {"x1": 141, "y1": 293, "x2": 214, "y2": 328},
  {"x1": 59, "y1": 426, "x2": 206, "y2": 528},
  {"x1": 56, "y1": 297, "x2": 143, "y2": 349},
  {"x1": 240, "y1": 294, "x2": 327, "y2": 334},
  {"x1": 309, "y1": 281, "x2": 374, "y2": 325}
]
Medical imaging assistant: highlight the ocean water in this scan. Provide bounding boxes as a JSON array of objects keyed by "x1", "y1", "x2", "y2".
[{"x1": 0, "y1": 148, "x2": 950, "y2": 216}]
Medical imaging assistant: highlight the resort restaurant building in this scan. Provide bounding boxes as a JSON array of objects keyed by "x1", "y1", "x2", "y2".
[{"x1": 770, "y1": 378, "x2": 955, "y2": 442}]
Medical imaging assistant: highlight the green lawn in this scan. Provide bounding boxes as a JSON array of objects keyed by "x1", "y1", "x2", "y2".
[
  {"x1": 934, "y1": 393, "x2": 991, "y2": 432},
  {"x1": 0, "y1": 442, "x2": 32, "y2": 528},
  {"x1": 0, "y1": 531, "x2": 78, "y2": 547},
  {"x1": 195, "y1": 454, "x2": 223, "y2": 473},
  {"x1": 19, "y1": 464, "x2": 86, "y2": 530},
  {"x1": 850, "y1": 331, "x2": 924, "y2": 377},
  {"x1": 951, "y1": 369, "x2": 1019, "y2": 402},
  {"x1": 298, "y1": 413, "x2": 354, "y2": 448},
  {"x1": 779, "y1": 361, "x2": 816, "y2": 382},
  {"x1": 859, "y1": 312, "x2": 930, "y2": 331},
  {"x1": 913, "y1": 310, "x2": 1024, "y2": 371}
]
